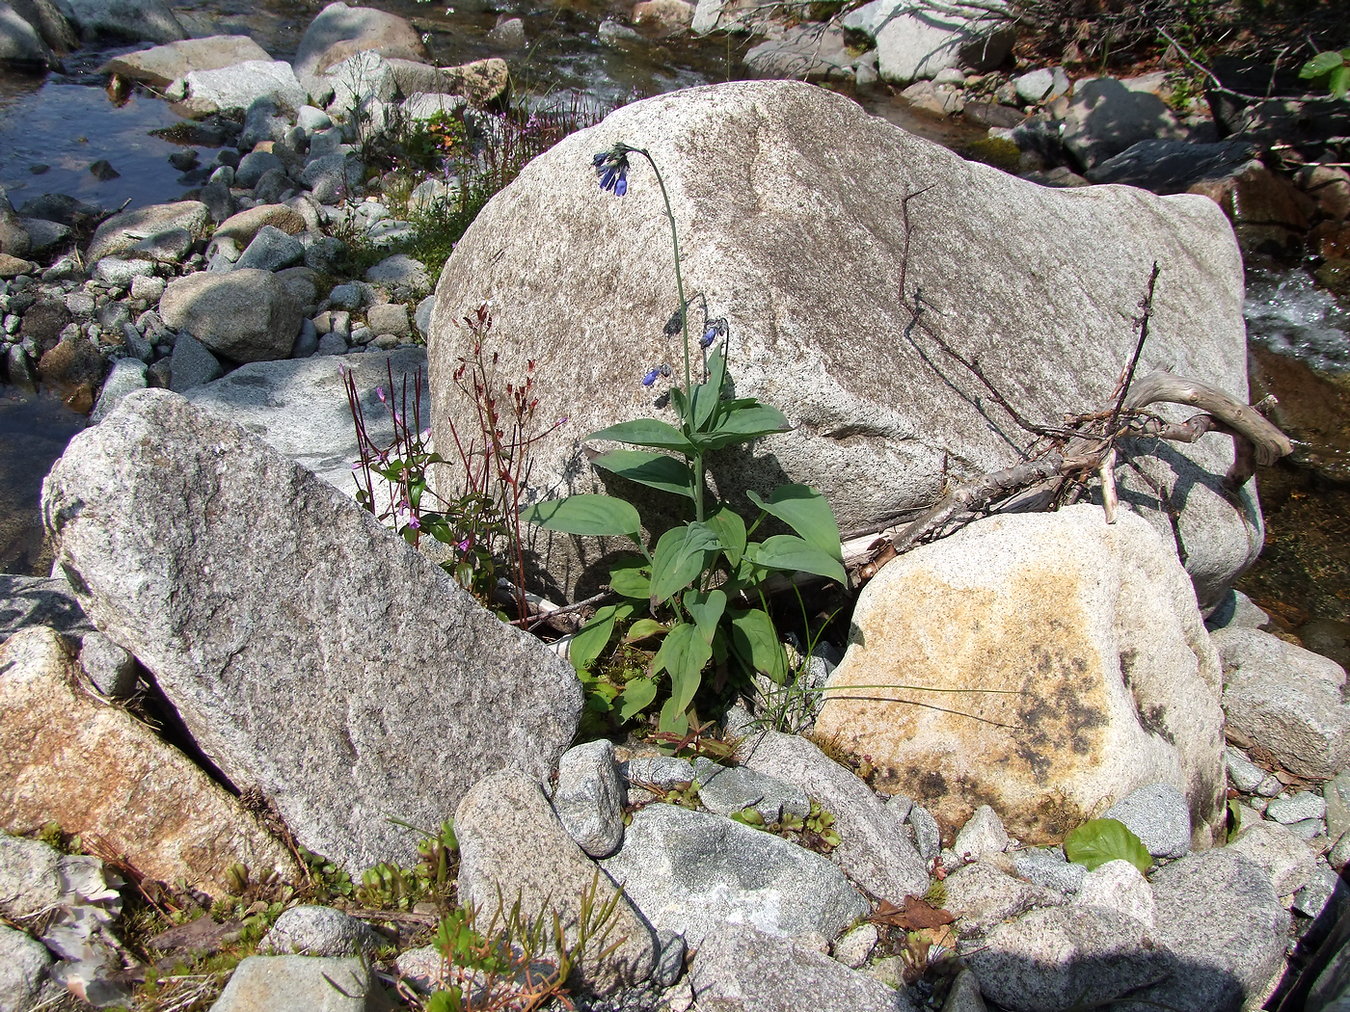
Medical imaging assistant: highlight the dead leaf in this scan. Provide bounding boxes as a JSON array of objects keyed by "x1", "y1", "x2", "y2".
[{"x1": 868, "y1": 896, "x2": 955, "y2": 931}]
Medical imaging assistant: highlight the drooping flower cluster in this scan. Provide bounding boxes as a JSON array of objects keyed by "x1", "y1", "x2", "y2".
[{"x1": 592, "y1": 145, "x2": 630, "y2": 196}]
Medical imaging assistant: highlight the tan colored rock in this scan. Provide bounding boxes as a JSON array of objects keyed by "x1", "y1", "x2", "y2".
[
  {"x1": 0, "y1": 252, "x2": 38, "y2": 277},
  {"x1": 812, "y1": 505, "x2": 1225, "y2": 848},
  {"x1": 0, "y1": 626, "x2": 299, "y2": 895},
  {"x1": 633, "y1": 0, "x2": 693, "y2": 36},
  {"x1": 99, "y1": 35, "x2": 272, "y2": 87},
  {"x1": 387, "y1": 56, "x2": 509, "y2": 106},
  {"x1": 214, "y1": 204, "x2": 309, "y2": 245}
]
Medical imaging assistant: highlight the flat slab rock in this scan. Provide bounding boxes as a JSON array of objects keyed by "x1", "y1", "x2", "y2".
[
  {"x1": 0, "y1": 626, "x2": 298, "y2": 894},
  {"x1": 40, "y1": 389, "x2": 582, "y2": 873}
]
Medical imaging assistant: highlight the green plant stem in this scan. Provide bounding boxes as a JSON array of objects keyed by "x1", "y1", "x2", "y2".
[{"x1": 630, "y1": 145, "x2": 704, "y2": 522}]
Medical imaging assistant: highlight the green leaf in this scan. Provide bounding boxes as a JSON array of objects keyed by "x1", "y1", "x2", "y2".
[
  {"x1": 591, "y1": 449, "x2": 695, "y2": 500},
  {"x1": 425, "y1": 987, "x2": 463, "y2": 1012},
  {"x1": 653, "y1": 622, "x2": 712, "y2": 732},
  {"x1": 618, "y1": 676, "x2": 659, "y2": 721},
  {"x1": 727, "y1": 607, "x2": 788, "y2": 684},
  {"x1": 568, "y1": 604, "x2": 622, "y2": 673},
  {"x1": 690, "y1": 347, "x2": 728, "y2": 432},
  {"x1": 521, "y1": 495, "x2": 640, "y2": 539},
  {"x1": 1331, "y1": 63, "x2": 1350, "y2": 98},
  {"x1": 704, "y1": 506, "x2": 747, "y2": 568},
  {"x1": 623, "y1": 618, "x2": 667, "y2": 642},
  {"x1": 1064, "y1": 818, "x2": 1152, "y2": 873},
  {"x1": 649, "y1": 522, "x2": 721, "y2": 603},
  {"x1": 607, "y1": 554, "x2": 651, "y2": 599},
  {"x1": 747, "y1": 484, "x2": 842, "y2": 558},
  {"x1": 700, "y1": 402, "x2": 791, "y2": 450},
  {"x1": 1301, "y1": 50, "x2": 1346, "y2": 79},
  {"x1": 682, "y1": 589, "x2": 727, "y2": 644},
  {"x1": 745, "y1": 535, "x2": 848, "y2": 585},
  {"x1": 587, "y1": 418, "x2": 695, "y2": 454}
]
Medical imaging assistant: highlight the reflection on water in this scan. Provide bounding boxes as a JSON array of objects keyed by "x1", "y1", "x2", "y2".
[{"x1": 0, "y1": 387, "x2": 86, "y2": 575}]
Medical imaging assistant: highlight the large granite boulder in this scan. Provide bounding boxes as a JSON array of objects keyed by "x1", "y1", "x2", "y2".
[
  {"x1": 0, "y1": 626, "x2": 299, "y2": 893},
  {"x1": 99, "y1": 35, "x2": 272, "y2": 87},
  {"x1": 812, "y1": 505, "x2": 1226, "y2": 847},
  {"x1": 426, "y1": 81, "x2": 1260, "y2": 607},
  {"x1": 159, "y1": 269, "x2": 305, "y2": 362},
  {"x1": 41, "y1": 389, "x2": 582, "y2": 873},
  {"x1": 293, "y1": 1, "x2": 427, "y2": 79}
]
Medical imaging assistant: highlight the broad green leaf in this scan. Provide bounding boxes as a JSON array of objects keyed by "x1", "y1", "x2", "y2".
[
  {"x1": 521, "y1": 494, "x2": 640, "y2": 539},
  {"x1": 653, "y1": 621, "x2": 712, "y2": 732},
  {"x1": 623, "y1": 618, "x2": 667, "y2": 642},
  {"x1": 704, "y1": 506, "x2": 747, "y2": 568},
  {"x1": 1301, "y1": 50, "x2": 1346, "y2": 78},
  {"x1": 747, "y1": 484, "x2": 842, "y2": 558},
  {"x1": 1064, "y1": 818, "x2": 1152, "y2": 873},
  {"x1": 587, "y1": 418, "x2": 695, "y2": 454},
  {"x1": 1332, "y1": 63, "x2": 1350, "y2": 98},
  {"x1": 649, "y1": 522, "x2": 721, "y2": 603},
  {"x1": 618, "y1": 676, "x2": 659, "y2": 721},
  {"x1": 746, "y1": 534, "x2": 848, "y2": 585},
  {"x1": 727, "y1": 607, "x2": 788, "y2": 684},
  {"x1": 658, "y1": 698, "x2": 689, "y2": 736},
  {"x1": 682, "y1": 588, "x2": 727, "y2": 644},
  {"x1": 690, "y1": 348, "x2": 728, "y2": 432},
  {"x1": 607, "y1": 554, "x2": 651, "y2": 599},
  {"x1": 425, "y1": 987, "x2": 464, "y2": 1012},
  {"x1": 702, "y1": 403, "x2": 791, "y2": 450},
  {"x1": 568, "y1": 603, "x2": 623, "y2": 673},
  {"x1": 591, "y1": 449, "x2": 695, "y2": 500}
]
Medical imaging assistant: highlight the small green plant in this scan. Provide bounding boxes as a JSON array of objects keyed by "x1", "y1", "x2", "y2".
[
  {"x1": 730, "y1": 799, "x2": 842, "y2": 854},
  {"x1": 354, "y1": 819, "x2": 459, "y2": 911},
  {"x1": 1300, "y1": 48, "x2": 1350, "y2": 97},
  {"x1": 1064, "y1": 817, "x2": 1151, "y2": 873},
  {"x1": 522, "y1": 142, "x2": 847, "y2": 734}
]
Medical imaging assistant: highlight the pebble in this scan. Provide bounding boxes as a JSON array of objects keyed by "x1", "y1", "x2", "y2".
[
  {"x1": 1103, "y1": 781, "x2": 1191, "y2": 858},
  {"x1": 1013, "y1": 847, "x2": 1085, "y2": 894},
  {"x1": 1224, "y1": 747, "x2": 1267, "y2": 793},
  {"x1": 1286, "y1": 819, "x2": 1326, "y2": 841},
  {"x1": 1266, "y1": 791, "x2": 1327, "y2": 825},
  {"x1": 908, "y1": 805, "x2": 941, "y2": 864}
]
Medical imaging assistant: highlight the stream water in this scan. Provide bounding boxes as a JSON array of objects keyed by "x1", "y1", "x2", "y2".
[{"x1": 0, "y1": 0, "x2": 1346, "y2": 652}]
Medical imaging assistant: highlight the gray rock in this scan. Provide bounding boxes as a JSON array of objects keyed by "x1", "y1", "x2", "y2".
[
  {"x1": 1267, "y1": 790, "x2": 1328, "y2": 825},
  {"x1": 328, "y1": 282, "x2": 368, "y2": 311},
  {"x1": 401, "y1": 91, "x2": 464, "y2": 123},
  {"x1": 1327, "y1": 771, "x2": 1350, "y2": 843},
  {"x1": 429, "y1": 81, "x2": 1261, "y2": 609},
  {"x1": 90, "y1": 356, "x2": 148, "y2": 422},
  {"x1": 0, "y1": 573, "x2": 92, "y2": 640},
  {"x1": 41, "y1": 389, "x2": 582, "y2": 873},
  {"x1": 292, "y1": 318, "x2": 319, "y2": 357},
  {"x1": 623, "y1": 755, "x2": 696, "y2": 792},
  {"x1": 260, "y1": 905, "x2": 380, "y2": 957},
  {"x1": 365, "y1": 301, "x2": 410, "y2": 339},
  {"x1": 93, "y1": 256, "x2": 155, "y2": 288},
  {"x1": 652, "y1": 929, "x2": 685, "y2": 987},
  {"x1": 301, "y1": 152, "x2": 362, "y2": 205},
  {"x1": 171, "y1": 60, "x2": 307, "y2": 117},
  {"x1": 0, "y1": 2, "x2": 57, "y2": 67},
  {"x1": 86, "y1": 201, "x2": 210, "y2": 262},
  {"x1": 168, "y1": 332, "x2": 224, "y2": 391},
  {"x1": 952, "y1": 805, "x2": 1009, "y2": 863},
  {"x1": 0, "y1": 832, "x2": 63, "y2": 919},
  {"x1": 552, "y1": 739, "x2": 625, "y2": 858},
  {"x1": 209, "y1": 955, "x2": 374, "y2": 1011},
  {"x1": 316, "y1": 331, "x2": 348, "y2": 355},
  {"x1": 1059, "y1": 77, "x2": 1187, "y2": 169},
  {"x1": 485, "y1": 17, "x2": 525, "y2": 49},
  {"x1": 325, "y1": 49, "x2": 397, "y2": 121},
  {"x1": 1213, "y1": 626, "x2": 1350, "y2": 779},
  {"x1": 364, "y1": 254, "x2": 429, "y2": 301},
  {"x1": 1011, "y1": 847, "x2": 1085, "y2": 894},
  {"x1": 943, "y1": 860, "x2": 1064, "y2": 937},
  {"x1": 597, "y1": 18, "x2": 641, "y2": 46},
  {"x1": 297, "y1": 105, "x2": 332, "y2": 132},
  {"x1": 692, "y1": 757, "x2": 810, "y2": 823},
  {"x1": 832, "y1": 922, "x2": 877, "y2": 968},
  {"x1": 965, "y1": 905, "x2": 1171, "y2": 1012},
  {"x1": 129, "y1": 274, "x2": 166, "y2": 303},
  {"x1": 0, "y1": 922, "x2": 51, "y2": 1010},
  {"x1": 941, "y1": 968, "x2": 987, "y2": 1012},
  {"x1": 601, "y1": 803, "x2": 867, "y2": 947},
  {"x1": 234, "y1": 225, "x2": 305, "y2": 273},
  {"x1": 1103, "y1": 781, "x2": 1192, "y2": 858},
  {"x1": 1074, "y1": 859, "x2": 1155, "y2": 929},
  {"x1": 78, "y1": 630, "x2": 137, "y2": 697},
  {"x1": 304, "y1": 234, "x2": 346, "y2": 273},
  {"x1": 133, "y1": 225, "x2": 195, "y2": 264},
  {"x1": 455, "y1": 771, "x2": 655, "y2": 993},
  {"x1": 235, "y1": 150, "x2": 285, "y2": 190},
  {"x1": 178, "y1": 348, "x2": 421, "y2": 496},
  {"x1": 909, "y1": 805, "x2": 940, "y2": 864},
  {"x1": 1142, "y1": 849, "x2": 1289, "y2": 1011},
  {"x1": 19, "y1": 216, "x2": 72, "y2": 259},
  {"x1": 1204, "y1": 589, "x2": 1270, "y2": 632},
  {"x1": 58, "y1": 0, "x2": 185, "y2": 43},
  {"x1": 736, "y1": 727, "x2": 929, "y2": 900},
  {"x1": 1224, "y1": 746, "x2": 1267, "y2": 793},
  {"x1": 744, "y1": 24, "x2": 853, "y2": 82},
  {"x1": 239, "y1": 98, "x2": 291, "y2": 150},
  {"x1": 99, "y1": 34, "x2": 272, "y2": 88},
  {"x1": 691, "y1": 923, "x2": 920, "y2": 1011},
  {"x1": 1287, "y1": 818, "x2": 1325, "y2": 841},
  {"x1": 873, "y1": 0, "x2": 1015, "y2": 83},
  {"x1": 292, "y1": 0, "x2": 428, "y2": 79},
  {"x1": 1330, "y1": 832, "x2": 1350, "y2": 871},
  {"x1": 1013, "y1": 66, "x2": 1070, "y2": 104},
  {"x1": 1086, "y1": 139, "x2": 1259, "y2": 195},
  {"x1": 1294, "y1": 864, "x2": 1346, "y2": 920},
  {"x1": 159, "y1": 269, "x2": 303, "y2": 362}
]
